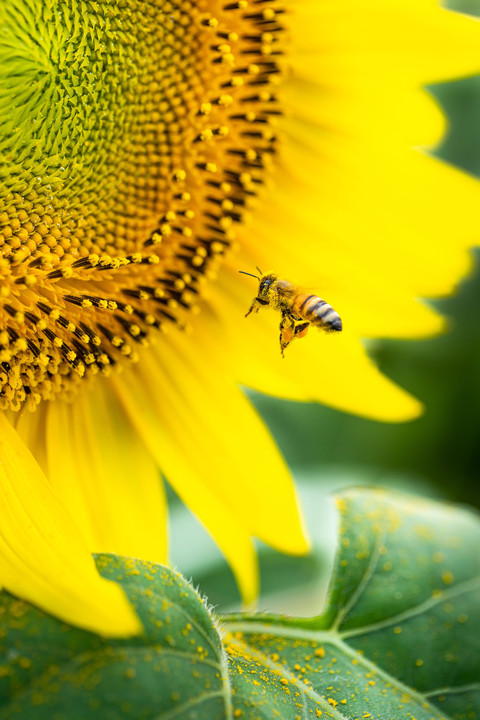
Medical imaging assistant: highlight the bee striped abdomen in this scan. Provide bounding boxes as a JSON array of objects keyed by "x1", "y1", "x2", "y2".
[
  {"x1": 242, "y1": 271, "x2": 342, "y2": 355},
  {"x1": 294, "y1": 294, "x2": 342, "y2": 332}
]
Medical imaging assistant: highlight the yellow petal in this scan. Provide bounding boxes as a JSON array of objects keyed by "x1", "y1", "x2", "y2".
[
  {"x1": 206, "y1": 274, "x2": 422, "y2": 421},
  {"x1": 234, "y1": 244, "x2": 447, "y2": 341},
  {"x1": 0, "y1": 413, "x2": 141, "y2": 636},
  {"x1": 112, "y1": 362, "x2": 258, "y2": 604},
  {"x1": 250, "y1": 133, "x2": 478, "y2": 304},
  {"x1": 112, "y1": 334, "x2": 310, "y2": 604},
  {"x1": 283, "y1": 80, "x2": 447, "y2": 148},
  {"x1": 42, "y1": 381, "x2": 167, "y2": 562},
  {"x1": 289, "y1": 3, "x2": 480, "y2": 84}
]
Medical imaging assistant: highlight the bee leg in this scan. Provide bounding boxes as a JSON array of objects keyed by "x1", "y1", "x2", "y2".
[
  {"x1": 293, "y1": 321, "x2": 309, "y2": 340},
  {"x1": 245, "y1": 297, "x2": 268, "y2": 317},
  {"x1": 279, "y1": 313, "x2": 295, "y2": 357},
  {"x1": 245, "y1": 298, "x2": 259, "y2": 317}
]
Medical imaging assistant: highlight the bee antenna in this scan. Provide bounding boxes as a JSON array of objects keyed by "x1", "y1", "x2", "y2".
[
  {"x1": 239, "y1": 270, "x2": 260, "y2": 280},
  {"x1": 256, "y1": 266, "x2": 263, "y2": 276}
]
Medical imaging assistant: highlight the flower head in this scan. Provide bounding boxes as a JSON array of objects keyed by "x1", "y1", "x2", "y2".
[{"x1": 1, "y1": 0, "x2": 480, "y2": 634}]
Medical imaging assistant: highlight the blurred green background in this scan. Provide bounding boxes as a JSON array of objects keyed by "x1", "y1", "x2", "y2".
[{"x1": 169, "y1": 0, "x2": 480, "y2": 614}]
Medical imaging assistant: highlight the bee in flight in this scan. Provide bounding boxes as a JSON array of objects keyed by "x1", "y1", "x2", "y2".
[{"x1": 240, "y1": 269, "x2": 342, "y2": 357}]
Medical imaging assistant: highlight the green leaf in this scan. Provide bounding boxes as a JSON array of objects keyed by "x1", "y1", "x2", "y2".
[
  {"x1": 0, "y1": 559, "x2": 231, "y2": 719},
  {"x1": 224, "y1": 489, "x2": 480, "y2": 719},
  {"x1": 0, "y1": 488, "x2": 478, "y2": 719}
]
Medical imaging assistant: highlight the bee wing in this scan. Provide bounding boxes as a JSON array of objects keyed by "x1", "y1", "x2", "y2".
[
  {"x1": 298, "y1": 283, "x2": 321, "y2": 294},
  {"x1": 299, "y1": 283, "x2": 335, "y2": 301},
  {"x1": 273, "y1": 279, "x2": 298, "y2": 298}
]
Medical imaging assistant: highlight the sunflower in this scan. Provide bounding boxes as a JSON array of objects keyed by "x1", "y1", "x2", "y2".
[{"x1": 1, "y1": 0, "x2": 480, "y2": 636}]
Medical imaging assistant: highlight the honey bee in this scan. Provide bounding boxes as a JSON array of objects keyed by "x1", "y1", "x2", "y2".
[{"x1": 240, "y1": 269, "x2": 342, "y2": 356}]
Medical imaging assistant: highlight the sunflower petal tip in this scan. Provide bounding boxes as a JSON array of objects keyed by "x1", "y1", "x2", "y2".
[
  {"x1": 98, "y1": 595, "x2": 143, "y2": 638},
  {"x1": 382, "y1": 395, "x2": 424, "y2": 424},
  {"x1": 288, "y1": 526, "x2": 312, "y2": 556},
  {"x1": 79, "y1": 579, "x2": 144, "y2": 638}
]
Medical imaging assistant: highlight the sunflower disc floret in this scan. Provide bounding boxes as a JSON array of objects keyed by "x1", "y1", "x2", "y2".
[{"x1": 0, "y1": 0, "x2": 284, "y2": 411}]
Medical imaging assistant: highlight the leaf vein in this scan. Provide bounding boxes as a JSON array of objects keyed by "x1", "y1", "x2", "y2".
[
  {"x1": 119, "y1": 578, "x2": 220, "y2": 657},
  {"x1": 225, "y1": 622, "x2": 450, "y2": 720},
  {"x1": 151, "y1": 690, "x2": 226, "y2": 720},
  {"x1": 339, "y1": 575, "x2": 480, "y2": 640},
  {"x1": 425, "y1": 682, "x2": 480, "y2": 698},
  {"x1": 332, "y1": 527, "x2": 387, "y2": 631},
  {"x1": 0, "y1": 645, "x2": 224, "y2": 717},
  {"x1": 228, "y1": 637, "x2": 360, "y2": 720}
]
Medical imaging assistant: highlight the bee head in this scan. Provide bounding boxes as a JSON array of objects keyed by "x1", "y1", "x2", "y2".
[
  {"x1": 258, "y1": 272, "x2": 277, "y2": 298},
  {"x1": 239, "y1": 269, "x2": 277, "y2": 298}
]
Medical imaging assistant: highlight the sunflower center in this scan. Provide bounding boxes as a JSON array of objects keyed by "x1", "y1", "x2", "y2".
[{"x1": 0, "y1": 0, "x2": 284, "y2": 411}]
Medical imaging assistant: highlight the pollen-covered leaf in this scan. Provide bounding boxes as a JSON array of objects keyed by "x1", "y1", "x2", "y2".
[
  {"x1": 224, "y1": 489, "x2": 480, "y2": 719},
  {"x1": 0, "y1": 490, "x2": 478, "y2": 719},
  {"x1": 0, "y1": 558, "x2": 230, "y2": 719}
]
